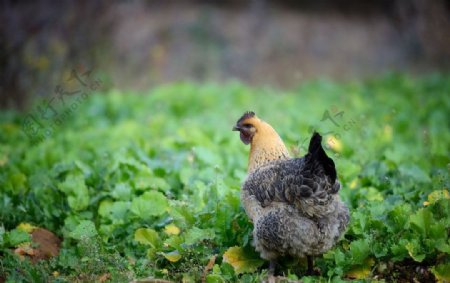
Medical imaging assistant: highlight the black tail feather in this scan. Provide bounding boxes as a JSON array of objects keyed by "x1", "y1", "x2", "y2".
[{"x1": 308, "y1": 132, "x2": 337, "y2": 183}]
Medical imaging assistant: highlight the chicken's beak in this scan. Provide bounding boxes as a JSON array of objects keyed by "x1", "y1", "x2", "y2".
[{"x1": 232, "y1": 125, "x2": 241, "y2": 131}]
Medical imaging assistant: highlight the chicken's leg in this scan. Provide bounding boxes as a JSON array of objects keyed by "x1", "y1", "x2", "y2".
[
  {"x1": 307, "y1": 256, "x2": 314, "y2": 275},
  {"x1": 268, "y1": 260, "x2": 277, "y2": 275}
]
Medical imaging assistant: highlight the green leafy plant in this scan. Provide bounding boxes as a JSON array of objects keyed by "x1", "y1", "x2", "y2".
[{"x1": 0, "y1": 73, "x2": 449, "y2": 281}]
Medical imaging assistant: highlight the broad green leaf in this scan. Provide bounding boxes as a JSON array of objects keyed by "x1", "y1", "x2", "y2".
[
  {"x1": 111, "y1": 183, "x2": 132, "y2": 200},
  {"x1": 206, "y1": 274, "x2": 225, "y2": 283},
  {"x1": 350, "y1": 211, "x2": 368, "y2": 235},
  {"x1": 130, "y1": 191, "x2": 169, "y2": 219},
  {"x1": 431, "y1": 263, "x2": 450, "y2": 282},
  {"x1": 391, "y1": 239, "x2": 409, "y2": 261},
  {"x1": 333, "y1": 248, "x2": 347, "y2": 266},
  {"x1": 164, "y1": 235, "x2": 184, "y2": 251},
  {"x1": 74, "y1": 160, "x2": 91, "y2": 176},
  {"x1": 99, "y1": 200, "x2": 130, "y2": 221},
  {"x1": 134, "y1": 228, "x2": 160, "y2": 248},
  {"x1": 349, "y1": 239, "x2": 371, "y2": 263},
  {"x1": 8, "y1": 172, "x2": 27, "y2": 194},
  {"x1": 169, "y1": 203, "x2": 196, "y2": 226},
  {"x1": 364, "y1": 187, "x2": 383, "y2": 202},
  {"x1": 324, "y1": 248, "x2": 347, "y2": 266},
  {"x1": 220, "y1": 262, "x2": 235, "y2": 279},
  {"x1": 427, "y1": 221, "x2": 450, "y2": 253},
  {"x1": 405, "y1": 239, "x2": 426, "y2": 262},
  {"x1": 194, "y1": 146, "x2": 220, "y2": 165},
  {"x1": 69, "y1": 220, "x2": 98, "y2": 240},
  {"x1": 6, "y1": 228, "x2": 31, "y2": 247},
  {"x1": 429, "y1": 221, "x2": 447, "y2": 240},
  {"x1": 58, "y1": 174, "x2": 89, "y2": 211},
  {"x1": 179, "y1": 167, "x2": 194, "y2": 185},
  {"x1": 434, "y1": 239, "x2": 450, "y2": 253},
  {"x1": 184, "y1": 227, "x2": 215, "y2": 245},
  {"x1": 98, "y1": 200, "x2": 113, "y2": 218},
  {"x1": 148, "y1": 177, "x2": 170, "y2": 191},
  {"x1": 110, "y1": 201, "x2": 130, "y2": 220},
  {"x1": 409, "y1": 208, "x2": 433, "y2": 236},
  {"x1": 133, "y1": 167, "x2": 154, "y2": 190},
  {"x1": 222, "y1": 246, "x2": 263, "y2": 274},
  {"x1": 398, "y1": 165, "x2": 431, "y2": 183},
  {"x1": 372, "y1": 242, "x2": 388, "y2": 258},
  {"x1": 387, "y1": 203, "x2": 411, "y2": 232}
]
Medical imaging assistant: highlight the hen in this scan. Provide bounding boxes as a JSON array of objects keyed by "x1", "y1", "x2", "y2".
[{"x1": 233, "y1": 111, "x2": 349, "y2": 275}]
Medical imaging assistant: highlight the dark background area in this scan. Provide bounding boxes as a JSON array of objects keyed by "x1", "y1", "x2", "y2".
[{"x1": 1, "y1": 0, "x2": 449, "y2": 109}]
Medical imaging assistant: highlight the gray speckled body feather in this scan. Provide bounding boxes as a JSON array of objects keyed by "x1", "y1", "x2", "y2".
[{"x1": 241, "y1": 133, "x2": 350, "y2": 260}]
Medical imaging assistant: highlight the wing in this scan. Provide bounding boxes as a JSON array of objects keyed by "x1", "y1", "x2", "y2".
[{"x1": 242, "y1": 132, "x2": 340, "y2": 212}]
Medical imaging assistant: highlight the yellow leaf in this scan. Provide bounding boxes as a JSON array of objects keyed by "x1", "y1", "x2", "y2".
[
  {"x1": 346, "y1": 265, "x2": 371, "y2": 279},
  {"x1": 163, "y1": 250, "x2": 182, "y2": 262},
  {"x1": 222, "y1": 246, "x2": 263, "y2": 274},
  {"x1": 17, "y1": 242, "x2": 33, "y2": 248},
  {"x1": 426, "y1": 189, "x2": 449, "y2": 206},
  {"x1": 164, "y1": 224, "x2": 180, "y2": 235},
  {"x1": 161, "y1": 269, "x2": 169, "y2": 274},
  {"x1": 326, "y1": 136, "x2": 343, "y2": 153},
  {"x1": 0, "y1": 154, "x2": 8, "y2": 167},
  {"x1": 349, "y1": 179, "x2": 358, "y2": 189},
  {"x1": 342, "y1": 241, "x2": 350, "y2": 250},
  {"x1": 17, "y1": 223, "x2": 38, "y2": 233},
  {"x1": 382, "y1": 125, "x2": 393, "y2": 141},
  {"x1": 346, "y1": 258, "x2": 374, "y2": 279},
  {"x1": 14, "y1": 243, "x2": 35, "y2": 256}
]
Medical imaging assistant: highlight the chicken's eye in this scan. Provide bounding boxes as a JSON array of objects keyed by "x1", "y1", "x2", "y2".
[{"x1": 243, "y1": 124, "x2": 252, "y2": 128}]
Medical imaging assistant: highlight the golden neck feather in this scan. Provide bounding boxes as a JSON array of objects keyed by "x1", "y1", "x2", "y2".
[{"x1": 248, "y1": 121, "x2": 290, "y2": 172}]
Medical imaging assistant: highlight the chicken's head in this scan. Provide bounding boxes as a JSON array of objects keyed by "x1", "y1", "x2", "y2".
[{"x1": 232, "y1": 111, "x2": 259, "y2": 145}]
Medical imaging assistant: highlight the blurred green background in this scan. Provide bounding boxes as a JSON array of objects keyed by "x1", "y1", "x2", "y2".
[{"x1": 1, "y1": 0, "x2": 450, "y2": 109}]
